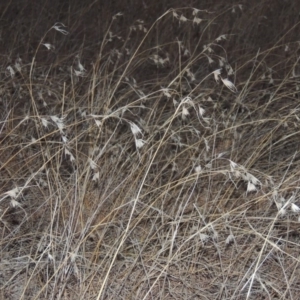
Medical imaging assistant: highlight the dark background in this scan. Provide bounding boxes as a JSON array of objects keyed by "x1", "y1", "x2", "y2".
[{"x1": 1, "y1": 0, "x2": 300, "y2": 65}]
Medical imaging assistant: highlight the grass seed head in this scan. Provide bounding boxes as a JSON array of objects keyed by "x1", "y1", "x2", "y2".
[
  {"x1": 194, "y1": 165, "x2": 202, "y2": 174},
  {"x1": 50, "y1": 115, "x2": 65, "y2": 132},
  {"x1": 89, "y1": 158, "x2": 97, "y2": 170},
  {"x1": 229, "y1": 160, "x2": 238, "y2": 171},
  {"x1": 213, "y1": 69, "x2": 222, "y2": 83},
  {"x1": 199, "y1": 233, "x2": 209, "y2": 244},
  {"x1": 221, "y1": 77, "x2": 238, "y2": 93},
  {"x1": 135, "y1": 138, "x2": 146, "y2": 149},
  {"x1": 52, "y1": 22, "x2": 69, "y2": 35},
  {"x1": 279, "y1": 208, "x2": 287, "y2": 216},
  {"x1": 42, "y1": 43, "x2": 55, "y2": 50},
  {"x1": 247, "y1": 181, "x2": 257, "y2": 193},
  {"x1": 4, "y1": 187, "x2": 21, "y2": 199},
  {"x1": 11, "y1": 199, "x2": 21, "y2": 208},
  {"x1": 181, "y1": 105, "x2": 190, "y2": 120},
  {"x1": 291, "y1": 203, "x2": 300, "y2": 213},
  {"x1": 6, "y1": 66, "x2": 15, "y2": 78},
  {"x1": 226, "y1": 234, "x2": 235, "y2": 245},
  {"x1": 130, "y1": 122, "x2": 143, "y2": 136},
  {"x1": 92, "y1": 172, "x2": 100, "y2": 181},
  {"x1": 162, "y1": 88, "x2": 171, "y2": 98},
  {"x1": 193, "y1": 17, "x2": 202, "y2": 25},
  {"x1": 179, "y1": 15, "x2": 188, "y2": 23}
]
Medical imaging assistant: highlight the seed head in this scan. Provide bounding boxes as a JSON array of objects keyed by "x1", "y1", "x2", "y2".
[
  {"x1": 247, "y1": 182, "x2": 257, "y2": 193},
  {"x1": 52, "y1": 22, "x2": 69, "y2": 35},
  {"x1": 129, "y1": 122, "x2": 143, "y2": 136},
  {"x1": 212, "y1": 69, "x2": 222, "y2": 84},
  {"x1": 221, "y1": 77, "x2": 238, "y2": 93},
  {"x1": 291, "y1": 203, "x2": 300, "y2": 213},
  {"x1": 135, "y1": 138, "x2": 146, "y2": 149}
]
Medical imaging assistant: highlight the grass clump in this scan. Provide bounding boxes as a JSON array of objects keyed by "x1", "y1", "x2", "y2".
[{"x1": 1, "y1": 1, "x2": 300, "y2": 299}]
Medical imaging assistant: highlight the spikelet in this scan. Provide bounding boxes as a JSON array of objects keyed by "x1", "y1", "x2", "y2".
[{"x1": 221, "y1": 77, "x2": 238, "y2": 93}]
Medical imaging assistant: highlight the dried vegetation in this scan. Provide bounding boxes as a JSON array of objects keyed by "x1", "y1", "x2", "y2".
[{"x1": 1, "y1": 1, "x2": 300, "y2": 299}]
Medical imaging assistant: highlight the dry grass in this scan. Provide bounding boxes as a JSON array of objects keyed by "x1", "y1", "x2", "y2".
[{"x1": 1, "y1": 1, "x2": 300, "y2": 299}]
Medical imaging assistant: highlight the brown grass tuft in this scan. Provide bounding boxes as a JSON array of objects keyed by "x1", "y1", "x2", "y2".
[{"x1": 1, "y1": 1, "x2": 300, "y2": 299}]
